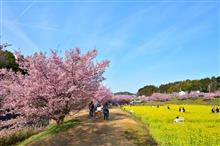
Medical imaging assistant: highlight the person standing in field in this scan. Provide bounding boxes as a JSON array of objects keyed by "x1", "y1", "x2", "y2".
[
  {"x1": 89, "y1": 101, "x2": 95, "y2": 118},
  {"x1": 179, "y1": 107, "x2": 185, "y2": 112},
  {"x1": 215, "y1": 106, "x2": 219, "y2": 113},
  {"x1": 211, "y1": 106, "x2": 216, "y2": 113}
]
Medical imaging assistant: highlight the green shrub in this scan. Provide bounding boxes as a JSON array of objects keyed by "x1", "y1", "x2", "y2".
[{"x1": 0, "y1": 128, "x2": 42, "y2": 146}]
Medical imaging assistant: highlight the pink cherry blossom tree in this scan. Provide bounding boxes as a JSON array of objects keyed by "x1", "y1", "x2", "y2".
[
  {"x1": 93, "y1": 85, "x2": 113, "y2": 104},
  {"x1": 110, "y1": 95, "x2": 133, "y2": 105},
  {"x1": 0, "y1": 48, "x2": 109, "y2": 127},
  {"x1": 148, "y1": 93, "x2": 172, "y2": 101},
  {"x1": 215, "y1": 91, "x2": 220, "y2": 97},
  {"x1": 203, "y1": 93, "x2": 215, "y2": 100},
  {"x1": 138, "y1": 95, "x2": 150, "y2": 102}
]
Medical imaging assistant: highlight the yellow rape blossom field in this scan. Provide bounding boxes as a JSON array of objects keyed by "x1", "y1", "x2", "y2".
[{"x1": 123, "y1": 105, "x2": 220, "y2": 146}]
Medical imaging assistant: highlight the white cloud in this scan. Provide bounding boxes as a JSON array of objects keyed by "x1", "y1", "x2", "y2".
[{"x1": 3, "y1": 20, "x2": 39, "y2": 53}]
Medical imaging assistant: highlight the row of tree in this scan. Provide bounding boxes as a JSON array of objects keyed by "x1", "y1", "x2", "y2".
[
  {"x1": 0, "y1": 48, "x2": 112, "y2": 131},
  {"x1": 137, "y1": 76, "x2": 220, "y2": 96}
]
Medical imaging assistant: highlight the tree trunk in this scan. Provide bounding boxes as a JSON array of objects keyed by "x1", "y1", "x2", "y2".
[{"x1": 54, "y1": 116, "x2": 65, "y2": 125}]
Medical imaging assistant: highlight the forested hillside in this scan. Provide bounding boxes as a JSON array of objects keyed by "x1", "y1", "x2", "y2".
[{"x1": 138, "y1": 76, "x2": 220, "y2": 96}]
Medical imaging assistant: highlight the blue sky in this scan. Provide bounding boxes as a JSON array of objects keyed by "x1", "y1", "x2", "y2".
[{"x1": 0, "y1": 0, "x2": 219, "y2": 93}]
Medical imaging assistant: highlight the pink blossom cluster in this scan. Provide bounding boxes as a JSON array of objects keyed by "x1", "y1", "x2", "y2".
[
  {"x1": 93, "y1": 85, "x2": 113, "y2": 104},
  {"x1": 138, "y1": 95, "x2": 150, "y2": 102},
  {"x1": 171, "y1": 92, "x2": 189, "y2": 100},
  {"x1": 0, "y1": 48, "x2": 109, "y2": 127},
  {"x1": 172, "y1": 91, "x2": 220, "y2": 100},
  {"x1": 149, "y1": 93, "x2": 172, "y2": 101},
  {"x1": 137, "y1": 93, "x2": 172, "y2": 102},
  {"x1": 110, "y1": 95, "x2": 133, "y2": 105},
  {"x1": 138, "y1": 91, "x2": 220, "y2": 102}
]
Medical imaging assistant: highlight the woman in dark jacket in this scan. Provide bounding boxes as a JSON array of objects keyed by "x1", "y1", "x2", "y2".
[{"x1": 89, "y1": 101, "x2": 95, "y2": 118}]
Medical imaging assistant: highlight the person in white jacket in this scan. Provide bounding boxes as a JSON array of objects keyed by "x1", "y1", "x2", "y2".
[{"x1": 95, "y1": 104, "x2": 102, "y2": 118}]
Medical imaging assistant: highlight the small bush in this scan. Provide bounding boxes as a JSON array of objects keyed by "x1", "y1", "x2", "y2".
[{"x1": 0, "y1": 128, "x2": 42, "y2": 146}]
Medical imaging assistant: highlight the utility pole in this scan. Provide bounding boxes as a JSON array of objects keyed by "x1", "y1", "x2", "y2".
[{"x1": 208, "y1": 84, "x2": 211, "y2": 93}]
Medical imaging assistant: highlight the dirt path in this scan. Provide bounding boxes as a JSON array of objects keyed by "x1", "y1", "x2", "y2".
[{"x1": 28, "y1": 108, "x2": 157, "y2": 146}]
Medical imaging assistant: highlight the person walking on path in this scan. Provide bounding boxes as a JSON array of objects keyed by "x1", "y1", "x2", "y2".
[
  {"x1": 103, "y1": 103, "x2": 109, "y2": 120},
  {"x1": 89, "y1": 101, "x2": 95, "y2": 118},
  {"x1": 95, "y1": 103, "x2": 102, "y2": 118}
]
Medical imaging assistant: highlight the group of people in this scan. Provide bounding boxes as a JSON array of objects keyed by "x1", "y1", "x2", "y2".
[
  {"x1": 89, "y1": 101, "x2": 109, "y2": 120},
  {"x1": 211, "y1": 106, "x2": 219, "y2": 113},
  {"x1": 179, "y1": 107, "x2": 186, "y2": 112}
]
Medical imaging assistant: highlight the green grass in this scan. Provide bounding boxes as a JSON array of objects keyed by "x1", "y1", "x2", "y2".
[
  {"x1": 17, "y1": 119, "x2": 80, "y2": 146},
  {"x1": 123, "y1": 104, "x2": 220, "y2": 146}
]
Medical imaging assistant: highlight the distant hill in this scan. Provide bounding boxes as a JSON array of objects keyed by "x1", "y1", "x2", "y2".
[
  {"x1": 138, "y1": 76, "x2": 220, "y2": 96},
  {"x1": 114, "y1": 91, "x2": 136, "y2": 96}
]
